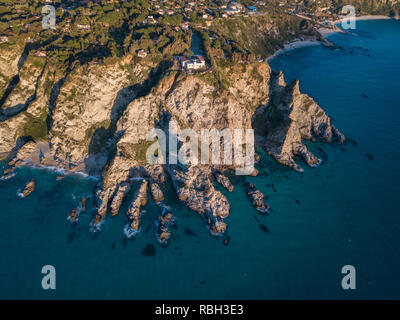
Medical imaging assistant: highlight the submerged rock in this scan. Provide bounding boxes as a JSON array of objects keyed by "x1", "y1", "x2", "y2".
[
  {"x1": 68, "y1": 209, "x2": 79, "y2": 223},
  {"x1": 142, "y1": 244, "x2": 156, "y2": 257},
  {"x1": 247, "y1": 183, "x2": 270, "y2": 214},
  {"x1": 67, "y1": 196, "x2": 89, "y2": 223},
  {"x1": 81, "y1": 196, "x2": 88, "y2": 212}
]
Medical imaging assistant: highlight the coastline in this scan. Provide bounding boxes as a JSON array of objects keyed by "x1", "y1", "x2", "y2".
[
  {"x1": 266, "y1": 39, "x2": 321, "y2": 62},
  {"x1": 267, "y1": 15, "x2": 395, "y2": 62}
]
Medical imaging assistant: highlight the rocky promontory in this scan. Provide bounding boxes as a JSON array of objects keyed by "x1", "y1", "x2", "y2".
[{"x1": 1, "y1": 45, "x2": 345, "y2": 243}]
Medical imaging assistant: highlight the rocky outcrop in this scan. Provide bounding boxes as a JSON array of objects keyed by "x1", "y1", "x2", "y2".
[
  {"x1": 124, "y1": 179, "x2": 148, "y2": 238},
  {"x1": 0, "y1": 50, "x2": 345, "y2": 239},
  {"x1": 68, "y1": 196, "x2": 88, "y2": 223},
  {"x1": 257, "y1": 71, "x2": 345, "y2": 172},
  {"x1": 168, "y1": 165, "x2": 229, "y2": 235},
  {"x1": 247, "y1": 183, "x2": 271, "y2": 214},
  {"x1": 110, "y1": 182, "x2": 131, "y2": 216},
  {"x1": 157, "y1": 209, "x2": 175, "y2": 246},
  {"x1": 212, "y1": 168, "x2": 234, "y2": 192},
  {"x1": 19, "y1": 179, "x2": 36, "y2": 198},
  {"x1": 150, "y1": 182, "x2": 164, "y2": 203}
]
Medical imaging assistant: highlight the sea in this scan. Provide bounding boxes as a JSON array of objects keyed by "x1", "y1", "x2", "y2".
[{"x1": 0, "y1": 19, "x2": 399, "y2": 299}]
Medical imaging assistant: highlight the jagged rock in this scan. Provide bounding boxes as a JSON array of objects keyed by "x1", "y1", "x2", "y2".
[
  {"x1": 259, "y1": 72, "x2": 345, "y2": 172},
  {"x1": 110, "y1": 182, "x2": 131, "y2": 216},
  {"x1": 0, "y1": 53, "x2": 345, "y2": 237},
  {"x1": 3, "y1": 167, "x2": 15, "y2": 175},
  {"x1": 212, "y1": 168, "x2": 234, "y2": 192},
  {"x1": 150, "y1": 182, "x2": 164, "y2": 203},
  {"x1": 249, "y1": 168, "x2": 259, "y2": 177},
  {"x1": 247, "y1": 183, "x2": 270, "y2": 214},
  {"x1": 157, "y1": 211, "x2": 174, "y2": 246},
  {"x1": 81, "y1": 196, "x2": 88, "y2": 212},
  {"x1": 68, "y1": 209, "x2": 79, "y2": 223},
  {"x1": 168, "y1": 165, "x2": 229, "y2": 235},
  {"x1": 125, "y1": 179, "x2": 148, "y2": 237},
  {"x1": 19, "y1": 179, "x2": 36, "y2": 198},
  {"x1": 67, "y1": 196, "x2": 88, "y2": 224},
  {"x1": 0, "y1": 172, "x2": 15, "y2": 181}
]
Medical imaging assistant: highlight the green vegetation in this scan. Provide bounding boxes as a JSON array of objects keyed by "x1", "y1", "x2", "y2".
[
  {"x1": 84, "y1": 120, "x2": 111, "y2": 143},
  {"x1": 18, "y1": 112, "x2": 48, "y2": 140}
]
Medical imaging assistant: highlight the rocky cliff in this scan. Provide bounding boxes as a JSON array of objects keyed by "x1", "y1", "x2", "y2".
[{"x1": 0, "y1": 47, "x2": 344, "y2": 241}]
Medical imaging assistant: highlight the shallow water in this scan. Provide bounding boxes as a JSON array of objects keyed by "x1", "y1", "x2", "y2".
[{"x1": 0, "y1": 20, "x2": 399, "y2": 299}]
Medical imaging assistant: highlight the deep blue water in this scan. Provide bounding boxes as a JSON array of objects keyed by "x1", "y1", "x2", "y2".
[{"x1": 1, "y1": 20, "x2": 399, "y2": 299}]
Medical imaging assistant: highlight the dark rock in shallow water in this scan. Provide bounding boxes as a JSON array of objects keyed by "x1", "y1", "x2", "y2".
[
  {"x1": 184, "y1": 227, "x2": 197, "y2": 237},
  {"x1": 366, "y1": 153, "x2": 374, "y2": 161},
  {"x1": 292, "y1": 196, "x2": 300, "y2": 204},
  {"x1": 142, "y1": 244, "x2": 156, "y2": 256},
  {"x1": 222, "y1": 235, "x2": 230, "y2": 246},
  {"x1": 347, "y1": 138, "x2": 357, "y2": 147},
  {"x1": 259, "y1": 224, "x2": 270, "y2": 233},
  {"x1": 122, "y1": 237, "x2": 128, "y2": 248},
  {"x1": 67, "y1": 232, "x2": 78, "y2": 243}
]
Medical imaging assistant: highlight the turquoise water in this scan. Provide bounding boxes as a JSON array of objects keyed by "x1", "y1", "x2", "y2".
[{"x1": 1, "y1": 20, "x2": 400, "y2": 299}]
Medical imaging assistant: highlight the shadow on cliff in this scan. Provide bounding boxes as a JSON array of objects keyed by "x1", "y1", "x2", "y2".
[
  {"x1": 0, "y1": 36, "x2": 58, "y2": 115},
  {"x1": 252, "y1": 70, "x2": 293, "y2": 147},
  {"x1": 84, "y1": 60, "x2": 173, "y2": 176},
  {"x1": 0, "y1": 61, "x2": 47, "y2": 122}
]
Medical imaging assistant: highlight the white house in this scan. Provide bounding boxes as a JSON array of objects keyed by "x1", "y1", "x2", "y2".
[
  {"x1": 179, "y1": 55, "x2": 206, "y2": 70},
  {"x1": 138, "y1": 49, "x2": 147, "y2": 58}
]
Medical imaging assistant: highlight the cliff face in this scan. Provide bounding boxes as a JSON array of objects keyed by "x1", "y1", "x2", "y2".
[
  {"x1": 0, "y1": 49, "x2": 344, "y2": 238},
  {"x1": 255, "y1": 71, "x2": 345, "y2": 172}
]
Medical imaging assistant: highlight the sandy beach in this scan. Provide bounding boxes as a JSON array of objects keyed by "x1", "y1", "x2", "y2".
[
  {"x1": 319, "y1": 15, "x2": 393, "y2": 36},
  {"x1": 266, "y1": 39, "x2": 321, "y2": 62},
  {"x1": 267, "y1": 15, "x2": 395, "y2": 63}
]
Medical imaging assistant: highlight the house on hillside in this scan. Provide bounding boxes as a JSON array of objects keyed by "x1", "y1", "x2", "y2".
[
  {"x1": 179, "y1": 55, "x2": 206, "y2": 70},
  {"x1": 138, "y1": 49, "x2": 147, "y2": 58}
]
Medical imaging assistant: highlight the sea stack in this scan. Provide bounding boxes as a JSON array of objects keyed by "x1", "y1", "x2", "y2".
[
  {"x1": 125, "y1": 179, "x2": 148, "y2": 237},
  {"x1": 157, "y1": 211, "x2": 174, "y2": 246},
  {"x1": 247, "y1": 183, "x2": 271, "y2": 214},
  {"x1": 212, "y1": 168, "x2": 234, "y2": 192},
  {"x1": 20, "y1": 179, "x2": 36, "y2": 198},
  {"x1": 150, "y1": 182, "x2": 164, "y2": 203}
]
